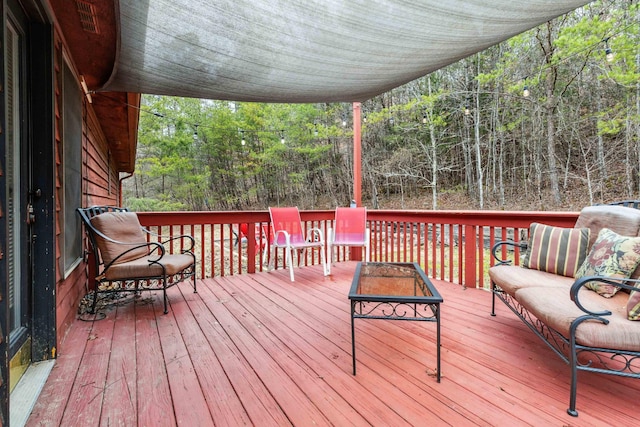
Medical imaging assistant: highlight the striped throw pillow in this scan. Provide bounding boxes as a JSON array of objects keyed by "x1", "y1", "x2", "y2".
[{"x1": 522, "y1": 223, "x2": 591, "y2": 278}]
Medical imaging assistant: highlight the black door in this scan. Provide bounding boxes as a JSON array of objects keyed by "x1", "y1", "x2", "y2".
[{"x1": 5, "y1": 0, "x2": 33, "y2": 393}]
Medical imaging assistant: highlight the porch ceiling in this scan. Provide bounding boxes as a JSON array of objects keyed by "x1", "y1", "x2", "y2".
[{"x1": 99, "y1": 0, "x2": 593, "y2": 103}]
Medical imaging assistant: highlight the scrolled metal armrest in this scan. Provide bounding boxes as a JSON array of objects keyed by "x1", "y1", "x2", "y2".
[
  {"x1": 104, "y1": 241, "x2": 166, "y2": 269},
  {"x1": 161, "y1": 234, "x2": 196, "y2": 253},
  {"x1": 142, "y1": 227, "x2": 196, "y2": 253},
  {"x1": 491, "y1": 240, "x2": 527, "y2": 265},
  {"x1": 568, "y1": 275, "x2": 639, "y2": 317}
]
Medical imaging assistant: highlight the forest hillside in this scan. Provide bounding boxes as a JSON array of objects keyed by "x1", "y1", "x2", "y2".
[{"x1": 122, "y1": 0, "x2": 639, "y2": 212}]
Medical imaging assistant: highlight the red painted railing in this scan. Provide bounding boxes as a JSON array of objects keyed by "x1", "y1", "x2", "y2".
[{"x1": 138, "y1": 209, "x2": 579, "y2": 289}]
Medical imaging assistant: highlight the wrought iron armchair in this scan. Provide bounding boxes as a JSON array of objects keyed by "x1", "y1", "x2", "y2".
[{"x1": 77, "y1": 206, "x2": 196, "y2": 315}]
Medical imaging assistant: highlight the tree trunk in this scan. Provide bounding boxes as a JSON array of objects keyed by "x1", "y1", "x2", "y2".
[
  {"x1": 542, "y1": 23, "x2": 561, "y2": 205},
  {"x1": 474, "y1": 55, "x2": 484, "y2": 208},
  {"x1": 428, "y1": 77, "x2": 438, "y2": 210}
]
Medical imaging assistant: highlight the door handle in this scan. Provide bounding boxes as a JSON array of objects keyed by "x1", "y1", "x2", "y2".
[{"x1": 27, "y1": 203, "x2": 35, "y2": 224}]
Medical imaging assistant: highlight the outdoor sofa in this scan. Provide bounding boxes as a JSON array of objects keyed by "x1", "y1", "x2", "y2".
[{"x1": 489, "y1": 203, "x2": 640, "y2": 416}]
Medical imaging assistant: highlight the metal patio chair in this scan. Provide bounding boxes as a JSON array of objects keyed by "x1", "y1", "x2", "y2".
[
  {"x1": 327, "y1": 207, "x2": 370, "y2": 274},
  {"x1": 233, "y1": 222, "x2": 271, "y2": 266},
  {"x1": 267, "y1": 206, "x2": 328, "y2": 281}
]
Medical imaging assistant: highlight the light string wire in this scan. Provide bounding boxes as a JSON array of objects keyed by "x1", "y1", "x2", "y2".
[{"x1": 95, "y1": 18, "x2": 637, "y2": 132}]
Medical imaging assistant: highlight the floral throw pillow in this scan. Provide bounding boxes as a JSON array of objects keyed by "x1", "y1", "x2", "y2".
[{"x1": 575, "y1": 228, "x2": 640, "y2": 298}]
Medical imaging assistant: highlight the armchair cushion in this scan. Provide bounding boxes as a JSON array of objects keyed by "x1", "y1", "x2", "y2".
[
  {"x1": 522, "y1": 223, "x2": 590, "y2": 277},
  {"x1": 575, "y1": 228, "x2": 640, "y2": 298},
  {"x1": 103, "y1": 254, "x2": 195, "y2": 281},
  {"x1": 90, "y1": 212, "x2": 150, "y2": 265}
]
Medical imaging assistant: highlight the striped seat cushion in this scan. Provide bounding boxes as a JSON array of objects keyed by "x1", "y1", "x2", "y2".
[{"x1": 522, "y1": 223, "x2": 590, "y2": 278}]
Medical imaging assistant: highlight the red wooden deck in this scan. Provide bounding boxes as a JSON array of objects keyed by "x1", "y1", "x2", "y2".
[{"x1": 28, "y1": 262, "x2": 639, "y2": 426}]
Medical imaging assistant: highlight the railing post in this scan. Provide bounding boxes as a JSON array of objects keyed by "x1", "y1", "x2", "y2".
[
  {"x1": 247, "y1": 223, "x2": 256, "y2": 274},
  {"x1": 464, "y1": 224, "x2": 477, "y2": 287}
]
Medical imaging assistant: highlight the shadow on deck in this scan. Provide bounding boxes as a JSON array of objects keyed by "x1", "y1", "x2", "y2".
[{"x1": 27, "y1": 262, "x2": 639, "y2": 426}]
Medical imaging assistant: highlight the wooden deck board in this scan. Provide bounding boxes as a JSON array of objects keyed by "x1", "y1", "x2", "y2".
[
  {"x1": 27, "y1": 316, "x2": 92, "y2": 426},
  {"x1": 59, "y1": 308, "x2": 115, "y2": 426},
  {"x1": 134, "y1": 300, "x2": 175, "y2": 426},
  {"x1": 99, "y1": 303, "x2": 137, "y2": 426},
  {"x1": 178, "y1": 280, "x2": 292, "y2": 426},
  {"x1": 225, "y1": 271, "x2": 473, "y2": 425},
  {"x1": 215, "y1": 274, "x2": 416, "y2": 426},
  {"x1": 27, "y1": 262, "x2": 640, "y2": 426},
  {"x1": 172, "y1": 286, "x2": 254, "y2": 426},
  {"x1": 202, "y1": 281, "x2": 334, "y2": 426},
  {"x1": 240, "y1": 268, "x2": 528, "y2": 425},
  {"x1": 153, "y1": 295, "x2": 214, "y2": 426}
]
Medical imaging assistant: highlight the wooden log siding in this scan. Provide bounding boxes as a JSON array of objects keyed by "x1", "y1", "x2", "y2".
[
  {"x1": 137, "y1": 210, "x2": 579, "y2": 288},
  {"x1": 55, "y1": 25, "x2": 121, "y2": 343}
]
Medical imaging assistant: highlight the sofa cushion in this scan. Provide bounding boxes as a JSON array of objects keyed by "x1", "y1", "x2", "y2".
[
  {"x1": 489, "y1": 264, "x2": 574, "y2": 299},
  {"x1": 522, "y1": 223, "x2": 590, "y2": 277},
  {"x1": 574, "y1": 228, "x2": 640, "y2": 298},
  {"x1": 575, "y1": 205, "x2": 640, "y2": 248},
  {"x1": 627, "y1": 284, "x2": 640, "y2": 321},
  {"x1": 91, "y1": 212, "x2": 150, "y2": 265},
  {"x1": 516, "y1": 286, "x2": 640, "y2": 351},
  {"x1": 575, "y1": 205, "x2": 640, "y2": 280}
]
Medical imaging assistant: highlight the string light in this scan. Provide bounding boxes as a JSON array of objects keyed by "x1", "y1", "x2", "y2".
[
  {"x1": 280, "y1": 130, "x2": 285, "y2": 144},
  {"x1": 240, "y1": 130, "x2": 245, "y2": 146},
  {"x1": 314, "y1": 123, "x2": 319, "y2": 137},
  {"x1": 342, "y1": 114, "x2": 347, "y2": 127},
  {"x1": 603, "y1": 38, "x2": 614, "y2": 63},
  {"x1": 100, "y1": 19, "x2": 638, "y2": 138},
  {"x1": 422, "y1": 113, "x2": 427, "y2": 124},
  {"x1": 605, "y1": 47, "x2": 614, "y2": 62},
  {"x1": 464, "y1": 106, "x2": 470, "y2": 116}
]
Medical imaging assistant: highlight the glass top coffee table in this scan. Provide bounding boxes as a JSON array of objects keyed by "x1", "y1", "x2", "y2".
[{"x1": 348, "y1": 262, "x2": 443, "y2": 381}]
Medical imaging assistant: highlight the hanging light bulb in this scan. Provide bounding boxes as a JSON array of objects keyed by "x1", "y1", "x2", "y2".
[
  {"x1": 363, "y1": 114, "x2": 367, "y2": 123},
  {"x1": 464, "y1": 106, "x2": 470, "y2": 116},
  {"x1": 605, "y1": 47, "x2": 614, "y2": 62},
  {"x1": 240, "y1": 130, "x2": 245, "y2": 146},
  {"x1": 342, "y1": 115, "x2": 347, "y2": 127},
  {"x1": 603, "y1": 38, "x2": 614, "y2": 63},
  {"x1": 523, "y1": 85, "x2": 530, "y2": 98},
  {"x1": 314, "y1": 124, "x2": 319, "y2": 137},
  {"x1": 422, "y1": 113, "x2": 427, "y2": 124},
  {"x1": 280, "y1": 130, "x2": 285, "y2": 144}
]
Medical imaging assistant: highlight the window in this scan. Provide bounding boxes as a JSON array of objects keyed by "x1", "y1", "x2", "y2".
[{"x1": 62, "y1": 62, "x2": 83, "y2": 274}]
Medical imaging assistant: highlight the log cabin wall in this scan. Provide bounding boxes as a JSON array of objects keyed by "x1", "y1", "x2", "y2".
[{"x1": 53, "y1": 28, "x2": 119, "y2": 347}]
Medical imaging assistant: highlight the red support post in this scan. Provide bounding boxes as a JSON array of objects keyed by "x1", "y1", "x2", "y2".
[
  {"x1": 353, "y1": 102, "x2": 362, "y2": 207},
  {"x1": 351, "y1": 102, "x2": 363, "y2": 261}
]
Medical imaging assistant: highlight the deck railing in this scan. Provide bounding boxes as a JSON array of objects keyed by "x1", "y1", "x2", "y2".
[{"x1": 137, "y1": 209, "x2": 579, "y2": 289}]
